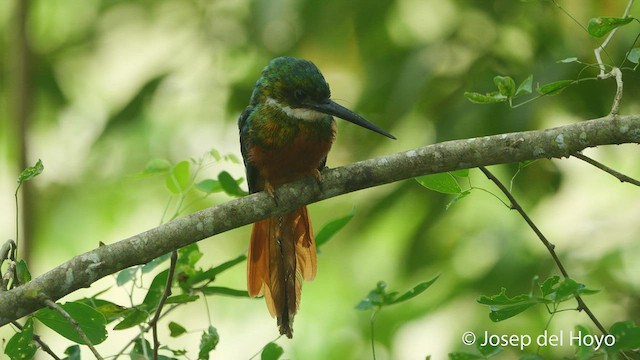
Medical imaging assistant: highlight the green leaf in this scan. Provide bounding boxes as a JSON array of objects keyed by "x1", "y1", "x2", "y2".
[
  {"x1": 76, "y1": 298, "x2": 128, "y2": 323},
  {"x1": 116, "y1": 267, "x2": 138, "y2": 286},
  {"x1": 113, "y1": 308, "x2": 148, "y2": 330},
  {"x1": 415, "y1": 173, "x2": 462, "y2": 194},
  {"x1": 515, "y1": 74, "x2": 533, "y2": 97},
  {"x1": 627, "y1": 48, "x2": 640, "y2": 64},
  {"x1": 198, "y1": 326, "x2": 219, "y2": 360},
  {"x1": 390, "y1": 275, "x2": 440, "y2": 305},
  {"x1": 16, "y1": 260, "x2": 31, "y2": 284},
  {"x1": 143, "y1": 269, "x2": 170, "y2": 309},
  {"x1": 477, "y1": 288, "x2": 540, "y2": 322},
  {"x1": 209, "y1": 149, "x2": 222, "y2": 161},
  {"x1": 537, "y1": 80, "x2": 573, "y2": 96},
  {"x1": 166, "y1": 294, "x2": 200, "y2": 304},
  {"x1": 17, "y1": 159, "x2": 44, "y2": 185},
  {"x1": 608, "y1": 321, "x2": 640, "y2": 350},
  {"x1": 587, "y1": 16, "x2": 634, "y2": 37},
  {"x1": 63, "y1": 345, "x2": 81, "y2": 360},
  {"x1": 477, "y1": 339, "x2": 502, "y2": 357},
  {"x1": 200, "y1": 286, "x2": 249, "y2": 297},
  {"x1": 464, "y1": 91, "x2": 507, "y2": 104},
  {"x1": 165, "y1": 160, "x2": 191, "y2": 194},
  {"x1": 5, "y1": 317, "x2": 37, "y2": 360},
  {"x1": 34, "y1": 302, "x2": 107, "y2": 345},
  {"x1": 540, "y1": 275, "x2": 560, "y2": 297},
  {"x1": 169, "y1": 321, "x2": 187, "y2": 337},
  {"x1": 196, "y1": 179, "x2": 222, "y2": 194},
  {"x1": 142, "y1": 253, "x2": 172, "y2": 273},
  {"x1": 445, "y1": 190, "x2": 471, "y2": 210},
  {"x1": 315, "y1": 210, "x2": 355, "y2": 248},
  {"x1": 558, "y1": 57, "x2": 578, "y2": 64},
  {"x1": 218, "y1": 171, "x2": 248, "y2": 197},
  {"x1": 261, "y1": 342, "x2": 284, "y2": 360},
  {"x1": 356, "y1": 281, "x2": 388, "y2": 311},
  {"x1": 573, "y1": 325, "x2": 595, "y2": 360},
  {"x1": 142, "y1": 158, "x2": 171, "y2": 175},
  {"x1": 494, "y1": 75, "x2": 516, "y2": 97},
  {"x1": 450, "y1": 169, "x2": 469, "y2": 178}
]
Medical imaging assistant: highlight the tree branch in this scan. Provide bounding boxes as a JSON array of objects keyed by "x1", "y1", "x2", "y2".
[{"x1": 1, "y1": 114, "x2": 639, "y2": 325}]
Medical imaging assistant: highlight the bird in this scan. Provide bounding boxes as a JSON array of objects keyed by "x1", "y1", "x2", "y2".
[{"x1": 238, "y1": 56, "x2": 395, "y2": 338}]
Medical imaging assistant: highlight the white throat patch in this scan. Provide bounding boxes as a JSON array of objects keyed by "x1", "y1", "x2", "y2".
[{"x1": 266, "y1": 97, "x2": 327, "y2": 122}]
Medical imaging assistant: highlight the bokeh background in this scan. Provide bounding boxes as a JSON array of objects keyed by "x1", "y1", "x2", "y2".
[{"x1": 1, "y1": 0, "x2": 639, "y2": 358}]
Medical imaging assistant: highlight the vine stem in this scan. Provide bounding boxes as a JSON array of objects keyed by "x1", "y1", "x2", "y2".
[
  {"x1": 478, "y1": 166, "x2": 608, "y2": 335},
  {"x1": 150, "y1": 250, "x2": 178, "y2": 360}
]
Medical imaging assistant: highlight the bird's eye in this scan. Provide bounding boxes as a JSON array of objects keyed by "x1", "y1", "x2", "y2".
[{"x1": 293, "y1": 89, "x2": 305, "y2": 102}]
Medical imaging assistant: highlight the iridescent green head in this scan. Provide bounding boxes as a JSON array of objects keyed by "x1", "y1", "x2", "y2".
[{"x1": 251, "y1": 57, "x2": 396, "y2": 139}]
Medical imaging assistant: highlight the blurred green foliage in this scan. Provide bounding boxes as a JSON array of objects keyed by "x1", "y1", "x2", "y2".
[{"x1": 1, "y1": 0, "x2": 640, "y2": 359}]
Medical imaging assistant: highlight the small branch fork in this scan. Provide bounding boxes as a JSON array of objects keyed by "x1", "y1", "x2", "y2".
[{"x1": 479, "y1": 166, "x2": 608, "y2": 335}]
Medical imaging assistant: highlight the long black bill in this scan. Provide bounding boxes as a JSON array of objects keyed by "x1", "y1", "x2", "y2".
[{"x1": 310, "y1": 100, "x2": 396, "y2": 140}]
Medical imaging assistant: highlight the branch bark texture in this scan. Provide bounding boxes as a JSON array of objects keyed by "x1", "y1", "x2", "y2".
[{"x1": 2, "y1": 114, "x2": 639, "y2": 325}]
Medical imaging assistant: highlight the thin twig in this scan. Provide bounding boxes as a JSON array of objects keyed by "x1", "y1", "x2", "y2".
[
  {"x1": 573, "y1": 152, "x2": 640, "y2": 186},
  {"x1": 150, "y1": 250, "x2": 178, "y2": 360},
  {"x1": 42, "y1": 299, "x2": 104, "y2": 359},
  {"x1": 479, "y1": 166, "x2": 608, "y2": 335},
  {"x1": 11, "y1": 320, "x2": 61, "y2": 360}
]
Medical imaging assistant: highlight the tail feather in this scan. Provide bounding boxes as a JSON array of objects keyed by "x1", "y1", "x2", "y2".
[{"x1": 247, "y1": 206, "x2": 316, "y2": 338}]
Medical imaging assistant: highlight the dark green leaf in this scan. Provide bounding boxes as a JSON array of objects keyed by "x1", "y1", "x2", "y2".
[
  {"x1": 515, "y1": 74, "x2": 533, "y2": 97},
  {"x1": 464, "y1": 91, "x2": 507, "y2": 104},
  {"x1": 478, "y1": 288, "x2": 540, "y2": 322},
  {"x1": 415, "y1": 173, "x2": 462, "y2": 194},
  {"x1": 608, "y1": 321, "x2": 640, "y2": 350},
  {"x1": 587, "y1": 16, "x2": 634, "y2": 37},
  {"x1": 169, "y1": 321, "x2": 187, "y2": 337},
  {"x1": 477, "y1": 340, "x2": 502, "y2": 357},
  {"x1": 5, "y1": 317, "x2": 37, "y2": 360},
  {"x1": 390, "y1": 275, "x2": 440, "y2": 305},
  {"x1": 356, "y1": 281, "x2": 388, "y2": 311},
  {"x1": 198, "y1": 326, "x2": 219, "y2": 360},
  {"x1": 261, "y1": 342, "x2": 284, "y2": 360},
  {"x1": 627, "y1": 48, "x2": 640, "y2": 64},
  {"x1": 34, "y1": 302, "x2": 107, "y2": 345},
  {"x1": 142, "y1": 158, "x2": 171, "y2": 175},
  {"x1": 494, "y1": 76, "x2": 516, "y2": 97},
  {"x1": 143, "y1": 269, "x2": 170, "y2": 309},
  {"x1": 166, "y1": 294, "x2": 199, "y2": 304},
  {"x1": 131, "y1": 338, "x2": 153, "y2": 358},
  {"x1": 63, "y1": 345, "x2": 81, "y2": 360},
  {"x1": 478, "y1": 288, "x2": 532, "y2": 305},
  {"x1": 113, "y1": 308, "x2": 148, "y2": 330},
  {"x1": 200, "y1": 286, "x2": 249, "y2": 297},
  {"x1": 218, "y1": 171, "x2": 248, "y2": 197},
  {"x1": 540, "y1": 275, "x2": 560, "y2": 297},
  {"x1": 315, "y1": 210, "x2": 355, "y2": 248},
  {"x1": 17, "y1": 159, "x2": 44, "y2": 185},
  {"x1": 165, "y1": 160, "x2": 191, "y2": 194},
  {"x1": 16, "y1": 260, "x2": 31, "y2": 284},
  {"x1": 537, "y1": 80, "x2": 573, "y2": 96},
  {"x1": 195, "y1": 179, "x2": 222, "y2": 194}
]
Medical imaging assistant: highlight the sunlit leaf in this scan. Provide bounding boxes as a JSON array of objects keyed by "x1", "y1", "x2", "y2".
[
  {"x1": 464, "y1": 91, "x2": 507, "y2": 104},
  {"x1": 494, "y1": 75, "x2": 516, "y2": 97},
  {"x1": 17, "y1": 159, "x2": 44, "y2": 185},
  {"x1": 558, "y1": 57, "x2": 578, "y2": 64},
  {"x1": 142, "y1": 158, "x2": 171, "y2": 175},
  {"x1": 35, "y1": 302, "x2": 107, "y2": 344},
  {"x1": 165, "y1": 160, "x2": 191, "y2": 194},
  {"x1": 196, "y1": 179, "x2": 222, "y2": 194},
  {"x1": 587, "y1": 16, "x2": 634, "y2": 37},
  {"x1": 415, "y1": 173, "x2": 462, "y2": 194}
]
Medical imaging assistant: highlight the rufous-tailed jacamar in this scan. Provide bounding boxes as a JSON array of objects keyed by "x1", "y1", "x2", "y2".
[{"x1": 238, "y1": 56, "x2": 395, "y2": 338}]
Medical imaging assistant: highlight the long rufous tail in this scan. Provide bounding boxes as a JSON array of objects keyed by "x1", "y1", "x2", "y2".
[{"x1": 247, "y1": 206, "x2": 317, "y2": 338}]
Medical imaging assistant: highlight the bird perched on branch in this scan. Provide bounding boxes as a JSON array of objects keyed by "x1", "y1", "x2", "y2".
[{"x1": 238, "y1": 56, "x2": 395, "y2": 338}]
